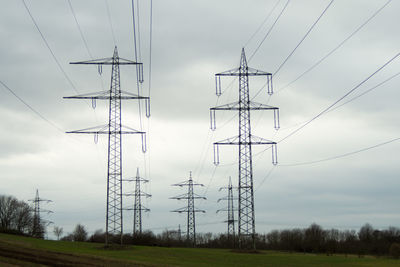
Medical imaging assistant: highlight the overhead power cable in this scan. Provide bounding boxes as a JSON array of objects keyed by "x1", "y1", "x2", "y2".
[
  {"x1": 67, "y1": 0, "x2": 93, "y2": 59},
  {"x1": 274, "y1": 71, "x2": 400, "y2": 132},
  {"x1": 131, "y1": 0, "x2": 143, "y2": 131},
  {"x1": 104, "y1": 0, "x2": 117, "y2": 45},
  {"x1": 273, "y1": 0, "x2": 335, "y2": 77},
  {"x1": 249, "y1": 0, "x2": 291, "y2": 61},
  {"x1": 278, "y1": 0, "x2": 392, "y2": 92},
  {"x1": 0, "y1": 80, "x2": 64, "y2": 133},
  {"x1": 244, "y1": 0, "x2": 282, "y2": 48},
  {"x1": 279, "y1": 137, "x2": 400, "y2": 167},
  {"x1": 22, "y1": 0, "x2": 80, "y2": 95},
  {"x1": 278, "y1": 51, "x2": 399, "y2": 144},
  {"x1": 326, "y1": 71, "x2": 400, "y2": 113}
]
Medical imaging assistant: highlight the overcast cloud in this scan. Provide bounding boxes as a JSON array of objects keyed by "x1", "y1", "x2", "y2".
[{"x1": 0, "y1": 0, "x2": 399, "y2": 238}]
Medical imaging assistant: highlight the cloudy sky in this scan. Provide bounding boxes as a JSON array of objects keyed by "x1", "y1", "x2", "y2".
[{"x1": 0, "y1": 0, "x2": 399, "y2": 238}]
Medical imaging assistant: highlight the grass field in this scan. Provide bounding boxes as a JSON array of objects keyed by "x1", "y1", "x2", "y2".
[{"x1": 0, "y1": 233, "x2": 399, "y2": 266}]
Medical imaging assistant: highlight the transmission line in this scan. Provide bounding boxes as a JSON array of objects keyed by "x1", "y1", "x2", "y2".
[
  {"x1": 249, "y1": 0, "x2": 291, "y2": 61},
  {"x1": 273, "y1": 0, "x2": 335, "y2": 77},
  {"x1": 105, "y1": 0, "x2": 117, "y2": 45},
  {"x1": 22, "y1": 0, "x2": 79, "y2": 95},
  {"x1": 279, "y1": 137, "x2": 400, "y2": 167},
  {"x1": 278, "y1": 0, "x2": 392, "y2": 92},
  {"x1": 244, "y1": 0, "x2": 282, "y2": 48},
  {"x1": 67, "y1": 0, "x2": 93, "y2": 59},
  {"x1": 278, "y1": 51, "x2": 399, "y2": 144},
  {"x1": 0, "y1": 80, "x2": 64, "y2": 133}
]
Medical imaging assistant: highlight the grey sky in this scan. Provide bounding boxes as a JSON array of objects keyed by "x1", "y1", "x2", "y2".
[{"x1": 0, "y1": 0, "x2": 399, "y2": 238}]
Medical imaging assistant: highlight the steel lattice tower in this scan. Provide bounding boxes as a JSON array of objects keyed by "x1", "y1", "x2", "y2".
[
  {"x1": 210, "y1": 49, "x2": 280, "y2": 249},
  {"x1": 65, "y1": 46, "x2": 149, "y2": 245},
  {"x1": 124, "y1": 168, "x2": 150, "y2": 235},
  {"x1": 29, "y1": 189, "x2": 52, "y2": 239},
  {"x1": 217, "y1": 177, "x2": 237, "y2": 248},
  {"x1": 170, "y1": 172, "x2": 206, "y2": 247}
]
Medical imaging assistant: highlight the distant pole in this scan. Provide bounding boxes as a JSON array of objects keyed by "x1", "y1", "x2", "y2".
[
  {"x1": 217, "y1": 177, "x2": 237, "y2": 248},
  {"x1": 29, "y1": 189, "x2": 52, "y2": 239},
  {"x1": 132, "y1": 168, "x2": 151, "y2": 235},
  {"x1": 211, "y1": 49, "x2": 280, "y2": 249},
  {"x1": 170, "y1": 171, "x2": 206, "y2": 247}
]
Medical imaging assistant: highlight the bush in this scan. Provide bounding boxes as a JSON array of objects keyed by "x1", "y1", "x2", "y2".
[{"x1": 389, "y1": 243, "x2": 400, "y2": 259}]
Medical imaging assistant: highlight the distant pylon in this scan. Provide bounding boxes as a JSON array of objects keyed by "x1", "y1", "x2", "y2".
[
  {"x1": 170, "y1": 172, "x2": 206, "y2": 247},
  {"x1": 210, "y1": 48, "x2": 280, "y2": 249},
  {"x1": 217, "y1": 177, "x2": 237, "y2": 248},
  {"x1": 29, "y1": 189, "x2": 52, "y2": 239},
  {"x1": 65, "y1": 46, "x2": 149, "y2": 245},
  {"x1": 123, "y1": 168, "x2": 151, "y2": 236}
]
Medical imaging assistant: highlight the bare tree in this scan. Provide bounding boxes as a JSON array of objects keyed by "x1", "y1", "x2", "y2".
[
  {"x1": 53, "y1": 226, "x2": 63, "y2": 240},
  {"x1": 72, "y1": 224, "x2": 88, "y2": 242}
]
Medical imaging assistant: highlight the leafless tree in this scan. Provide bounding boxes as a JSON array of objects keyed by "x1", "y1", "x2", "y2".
[{"x1": 53, "y1": 226, "x2": 63, "y2": 240}]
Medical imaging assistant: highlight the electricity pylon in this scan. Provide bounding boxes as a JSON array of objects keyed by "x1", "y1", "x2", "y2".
[
  {"x1": 217, "y1": 176, "x2": 237, "y2": 248},
  {"x1": 210, "y1": 48, "x2": 280, "y2": 250},
  {"x1": 170, "y1": 172, "x2": 206, "y2": 247},
  {"x1": 65, "y1": 46, "x2": 149, "y2": 245},
  {"x1": 29, "y1": 189, "x2": 52, "y2": 239},
  {"x1": 123, "y1": 168, "x2": 151, "y2": 235}
]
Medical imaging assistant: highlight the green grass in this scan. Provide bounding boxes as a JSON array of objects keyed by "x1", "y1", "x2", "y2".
[{"x1": 0, "y1": 233, "x2": 399, "y2": 267}]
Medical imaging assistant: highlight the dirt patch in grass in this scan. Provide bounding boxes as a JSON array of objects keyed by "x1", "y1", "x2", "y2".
[{"x1": 0, "y1": 239, "x2": 146, "y2": 267}]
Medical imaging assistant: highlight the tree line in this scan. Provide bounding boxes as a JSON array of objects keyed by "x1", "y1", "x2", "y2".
[
  {"x1": 0, "y1": 195, "x2": 39, "y2": 236},
  {"x1": 1, "y1": 194, "x2": 399, "y2": 258},
  {"x1": 60, "y1": 222, "x2": 400, "y2": 258}
]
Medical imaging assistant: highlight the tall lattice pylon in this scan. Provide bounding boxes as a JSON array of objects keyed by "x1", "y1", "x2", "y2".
[
  {"x1": 170, "y1": 172, "x2": 206, "y2": 247},
  {"x1": 124, "y1": 168, "x2": 151, "y2": 236},
  {"x1": 29, "y1": 189, "x2": 52, "y2": 239},
  {"x1": 217, "y1": 177, "x2": 237, "y2": 248},
  {"x1": 210, "y1": 48, "x2": 280, "y2": 249},
  {"x1": 65, "y1": 46, "x2": 149, "y2": 245}
]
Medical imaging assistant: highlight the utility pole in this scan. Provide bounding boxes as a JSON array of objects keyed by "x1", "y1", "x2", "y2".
[
  {"x1": 124, "y1": 168, "x2": 151, "y2": 236},
  {"x1": 217, "y1": 176, "x2": 237, "y2": 248},
  {"x1": 170, "y1": 172, "x2": 206, "y2": 247},
  {"x1": 65, "y1": 46, "x2": 149, "y2": 245},
  {"x1": 29, "y1": 189, "x2": 52, "y2": 239},
  {"x1": 210, "y1": 48, "x2": 280, "y2": 250}
]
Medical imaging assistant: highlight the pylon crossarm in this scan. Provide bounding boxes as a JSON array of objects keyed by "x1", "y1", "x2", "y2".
[
  {"x1": 66, "y1": 124, "x2": 145, "y2": 134},
  {"x1": 123, "y1": 192, "x2": 151, "y2": 197},
  {"x1": 172, "y1": 181, "x2": 204, "y2": 187},
  {"x1": 216, "y1": 67, "x2": 271, "y2": 76},
  {"x1": 64, "y1": 90, "x2": 149, "y2": 100},
  {"x1": 170, "y1": 193, "x2": 189, "y2": 200},
  {"x1": 70, "y1": 57, "x2": 142, "y2": 65}
]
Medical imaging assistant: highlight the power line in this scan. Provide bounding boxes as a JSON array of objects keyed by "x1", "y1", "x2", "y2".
[
  {"x1": 278, "y1": 0, "x2": 392, "y2": 92},
  {"x1": 326, "y1": 71, "x2": 400, "y2": 114},
  {"x1": 244, "y1": 0, "x2": 282, "y2": 48},
  {"x1": 0, "y1": 80, "x2": 64, "y2": 133},
  {"x1": 273, "y1": 0, "x2": 335, "y2": 77},
  {"x1": 279, "y1": 137, "x2": 400, "y2": 167},
  {"x1": 67, "y1": 0, "x2": 93, "y2": 59},
  {"x1": 275, "y1": 71, "x2": 400, "y2": 132},
  {"x1": 278, "y1": 51, "x2": 399, "y2": 144},
  {"x1": 22, "y1": 0, "x2": 80, "y2": 95},
  {"x1": 249, "y1": 0, "x2": 291, "y2": 61},
  {"x1": 131, "y1": 0, "x2": 144, "y2": 131},
  {"x1": 104, "y1": 0, "x2": 117, "y2": 45}
]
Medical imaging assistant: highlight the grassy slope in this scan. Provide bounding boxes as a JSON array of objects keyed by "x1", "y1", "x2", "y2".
[{"x1": 0, "y1": 233, "x2": 399, "y2": 267}]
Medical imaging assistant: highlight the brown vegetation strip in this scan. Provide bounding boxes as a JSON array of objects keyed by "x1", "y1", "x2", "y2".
[{"x1": 0, "y1": 240, "x2": 146, "y2": 267}]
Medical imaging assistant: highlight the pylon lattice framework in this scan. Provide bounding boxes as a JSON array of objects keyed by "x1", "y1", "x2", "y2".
[
  {"x1": 210, "y1": 48, "x2": 280, "y2": 249},
  {"x1": 29, "y1": 189, "x2": 52, "y2": 239},
  {"x1": 65, "y1": 46, "x2": 149, "y2": 245},
  {"x1": 170, "y1": 172, "x2": 206, "y2": 247},
  {"x1": 123, "y1": 168, "x2": 151, "y2": 235},
  {"x1": 217, "y1": 176, "x2": 237, "y2": 248}
]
